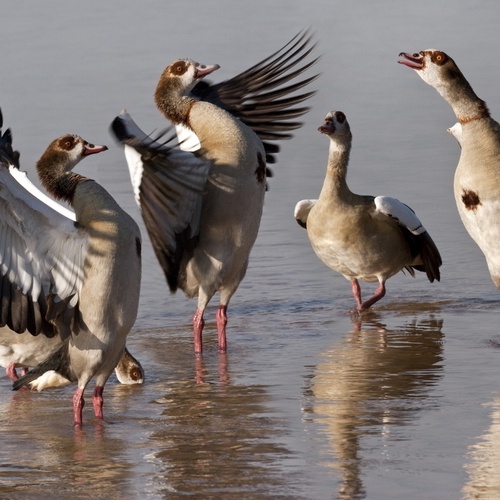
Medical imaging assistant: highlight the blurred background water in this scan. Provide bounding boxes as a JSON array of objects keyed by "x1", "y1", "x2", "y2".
[{"x1": 1, "y1": 1, "x2": 500, "y2": 498}]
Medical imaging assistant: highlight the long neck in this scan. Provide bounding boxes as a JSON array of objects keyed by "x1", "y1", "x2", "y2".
[
  {"x1": 319, "y1": 138, "x2": 351, "y2": 201},
  {"x1": 36, "y1": 152, "x2": 85, "y2": 205},
  {"x1": 433, "y1": 74, "x2": 489, "y2": 124},
  {"x1": 155, "y1": 79, "x2": 195, "y2": 127}
]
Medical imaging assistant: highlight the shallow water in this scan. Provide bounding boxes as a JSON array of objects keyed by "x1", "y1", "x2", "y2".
[{"x1": 2, "y1": 1, "x2": 500, "y2": 499}]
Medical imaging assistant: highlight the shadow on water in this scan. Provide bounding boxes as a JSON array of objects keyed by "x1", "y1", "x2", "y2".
[{"x1": 302, "y1": 312, "x2": 445, "y2": 499}]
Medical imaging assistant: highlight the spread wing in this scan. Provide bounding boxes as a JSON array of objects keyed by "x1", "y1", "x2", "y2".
[
  {"x1": 190, "y1": 30, "x2": 319, "y2": 165},
  {"x1": 0, "y1": 113, "x2": 88, "y2": 337},
  {"x1": 110, "y1": 110, "x2": 211, "y2": 292}
]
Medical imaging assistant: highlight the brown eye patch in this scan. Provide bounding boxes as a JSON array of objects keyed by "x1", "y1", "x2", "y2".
[
  {"x1": 169, "y1": 60, "x2": 187, "y2": 76},
  {"x1": 335, "y1": 111, "x2": 346, "y2": 123},
  {"x1": 58, "y1": 135, "x2": 76, "y2": 150},
  {"x1": 432, "y1": 51, "x2": 448, "y2": 66}
]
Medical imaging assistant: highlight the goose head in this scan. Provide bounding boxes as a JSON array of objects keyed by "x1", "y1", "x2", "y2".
[
  {"x1": 318, "y1": 110, "x2": 352, "y2": 144},
  {"x1": 398, "y1": 49, "x2": 466, "y2": 90},
  {"x1": 159, "y1": 59, "x2": 220, "y2": 93},
  {"x1": 154, "y1": 59, "x2": 220, "y2": 121},
  {"x1": 36, "y1": 134, "x2": 107, "y2": 202}
]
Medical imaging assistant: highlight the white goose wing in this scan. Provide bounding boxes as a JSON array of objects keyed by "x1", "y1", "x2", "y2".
[
  {"x1": 0, "y1": 125, "x2": 88, "y2": 337},
  {"x1": 294, "y1": 199, "x2": 317, "y2": 229},
  {"x1": 374, "y1": 196, "x2": 426, "y2": 235},
  {"x1": 110, "y1": 110, "x2": 211, "y2": 292}
]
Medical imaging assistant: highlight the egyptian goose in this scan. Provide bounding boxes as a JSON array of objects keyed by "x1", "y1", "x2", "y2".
[
  {"x1": 111, "y1": 32, "x2": 318, "y2": 354},
  {"x1": 0, "y1": 109, "x2": 142, "y2": 425},
  {"x1": 399, "y1": 50, "x2": 500, "y2": 290},
  {"x1": 0, "y1": 326, "x2": 144, "y2": 385},
  {"x1": 294, "y1": 110, "x2": 442, "y2": 311}
]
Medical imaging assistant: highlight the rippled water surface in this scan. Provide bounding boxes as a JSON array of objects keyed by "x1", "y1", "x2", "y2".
[{"x1": 2, "y1": 1, "x2": 500, "y2": 499}]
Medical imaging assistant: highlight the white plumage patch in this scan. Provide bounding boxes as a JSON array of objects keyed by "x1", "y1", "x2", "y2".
[
  {"x1": 294, "y1": 199, "x2": 317, "y2": 227},
  {"x1": 29, "y1": 371, "x2": 71, "y2": 391},
  {"x1": 374, "y1": 196, "x2": 426, "y2": 235},
  {"x1": 8, "y1": 166, "x2": 76, "y2": 221},
  {"x1": 175, "y1": 123, "x2": 201, "y2": 152},
  {"x1": 124, "y1": 144, "x2": 144, "y2": 205}
]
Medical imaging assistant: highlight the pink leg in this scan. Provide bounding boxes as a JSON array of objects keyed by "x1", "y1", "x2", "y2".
[
  {"x1": 93, "y1": 386, "x2": 104, "y2": 419},
  {"x1": 193, "y1": 309, "x2": 205, "y2": 354},
  {"x1": 216, "y1": 305, "x2": 228, "y2": 353},
  {"x1": 351, "y1": 279, "x2": 363, "y2": 309},
  {"x1": 360, "y1": 282, "x2": 386, "y2": 310},
  {"x1": 73, "y1": 388, "x2": 85, "y2": 426},
  {"x1": 6, "y1": 363, "x2": 19, "y2": 382}
]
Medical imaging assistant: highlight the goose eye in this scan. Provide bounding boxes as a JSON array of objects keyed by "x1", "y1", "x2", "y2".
[
  {"x1": 433, "y1": 51, "x2": 447, "y2": 65},
  {"x1": 171, "y1": 61, "x2": 187, "y2": 75},
  {"x1": 59, "y1": 136, "x2": 75, "y2": 150}
]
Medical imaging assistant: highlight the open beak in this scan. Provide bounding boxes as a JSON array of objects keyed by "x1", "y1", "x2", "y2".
[
  {"x1": 398, "y1": 52, "x2": 424, "y2": 70},
  {"x1": 318, "y1": 116, "x2": 335, "y2": 135}
]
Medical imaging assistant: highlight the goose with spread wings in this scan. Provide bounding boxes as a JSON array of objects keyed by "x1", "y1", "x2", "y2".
[
  {"x1": 111, "y1": 32, "x2": 318, "y2": 354},
  {"x1": 0, "y1": 109, "x2": 142, "y2": 425}
]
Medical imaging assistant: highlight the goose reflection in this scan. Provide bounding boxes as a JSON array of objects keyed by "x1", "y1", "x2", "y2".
[
  {"x1": 0, "y1": 379, "x2": 143, "y2": 497},
  {"x1": 462, "y1": 387, "x2": 500, "y2": 498},
  {"x1": 305, "y1": 313, "x2": 444, "y2": 499},
  {"x1": 147, "y1": 372, "x2": 305, "y2": 496}
]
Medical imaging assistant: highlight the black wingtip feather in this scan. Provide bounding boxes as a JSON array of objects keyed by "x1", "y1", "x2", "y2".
[{"x1": 0, "y1": 111, "x2": 20, "y2": 170}]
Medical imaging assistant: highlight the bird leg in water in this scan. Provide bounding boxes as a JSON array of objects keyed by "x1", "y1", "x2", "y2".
[
  {"x1": 6, "y1": 363, "x2": 19, "y2": 382},
  {"x1": 73, "y1": 388, "x2": 85, "y2": 426},
  {"x1": 351, "y1": 279, "x2": 363, "y2": 309},
  {"x1": 93, "y1": 386, "x2": 104, "y2": 419},
  {"x1": 360, "y1": 282, "x2": 386, "y2": 310},
  {"x1": 193, "y1": 309, "x2": 205, "y2": 354},
  {"x1": 351, "y1": 279, "x2": 387, "y2": 311},
  {"x1": 216, "y1": 305, "x2": 228, "y2": 353}
]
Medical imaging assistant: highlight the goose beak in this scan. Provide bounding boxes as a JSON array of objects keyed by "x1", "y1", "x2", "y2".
[
  {"x1": 318, "y1": 117, "x2": 335, "y2": 135},
  {"x1": 82, "y1": 143, "x2": 108, "y2": 156},
  {"x1": 195, "y1": 63, "x2": 220, "y2": 79},
  {"x1": 398, "y1": 52, "x2": 424, "y2": 70}
]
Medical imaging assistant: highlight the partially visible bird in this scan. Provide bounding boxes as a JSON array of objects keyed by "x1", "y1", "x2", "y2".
[
  {"x1": 0, "y1": 326, "x2": 144, "y2": 385},
  {"x1": 0, "y1": 108, "x2": 142, "y2": 425},
  {"x1": 111, "y1": 31, "x2": 318, "y2": 354},
  {"x1": 399, "y1": 49, "x2": 500, "y2": 290},
  {"x1": 294, "y1": 110, "x2": 442, "y2": 311}
]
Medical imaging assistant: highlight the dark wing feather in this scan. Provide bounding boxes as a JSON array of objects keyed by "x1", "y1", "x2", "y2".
[
  {"x1": 191, "y1": 30, "x2": 320, "y2": 164},
  {"x1": 0, "y1": 109, "x2": 57, "y2": 337},
  {"x1": 111, "y1": 112, "x2": 211, "y2": 291}
]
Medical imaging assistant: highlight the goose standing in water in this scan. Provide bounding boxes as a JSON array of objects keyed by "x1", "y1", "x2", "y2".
[
  {"x1": 111, "y1": 32, "x2": 318, "y2": 354},
  {"x1": 294, "y1": 111, "x2": 442, "y2": 312},
  {"x1": 0, "y1": 109, "x2": 142, "y2": 425},
  {"x1": 399, "y1": 49, "x2": 500, "y2": 291}
]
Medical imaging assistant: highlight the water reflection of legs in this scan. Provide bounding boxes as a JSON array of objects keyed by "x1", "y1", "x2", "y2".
[
  {"x1": 349, "y1": 310, "x2": 388, "y2": 334},
  {"x1": 218, "y1": 352, "x2": 229, "y2": 384},
  {"x1": 194, "y1": 354, "x2": 206, "y2": 385},
  {"x1": 194, "y1": 353, "x2": 229, "y2": 384}
]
